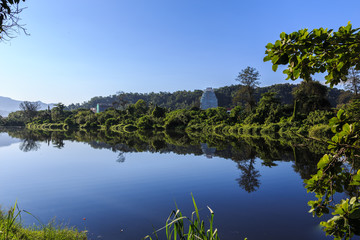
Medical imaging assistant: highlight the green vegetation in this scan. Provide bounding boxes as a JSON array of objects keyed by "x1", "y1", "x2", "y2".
[
  {"x1": 265, "y1": 22, "x2": 360, "y2": 239},
  {"x1": 233, "y1": 66, "x2": 260, "y2": 111},
  {"x1": 0, "y1": 83, "x2": 351, "y2": 145},
  {"x1": 0, "y1": 201, "x2": 86, "y2": 240},
  {"x1": 143, "y1": 195, "x2": 232, "y2": 240},
  {"x1": 63, "y1": 82, "x2": 348, "y2": 111},
  {"x1": 5, "y1": 83, "x2": 340, "y2": 143}
]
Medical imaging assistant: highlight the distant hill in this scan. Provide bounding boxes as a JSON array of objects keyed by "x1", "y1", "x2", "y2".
[
  {"x1": 0, "y1": 96, "x2": 55, "y2": 117},
  {"x1": 66, "y1": 83, "x2": 352, "y2": 111}
]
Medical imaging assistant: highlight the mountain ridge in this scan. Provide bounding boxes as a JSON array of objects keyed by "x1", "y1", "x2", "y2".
[{"x1": 0, "y1": 96, "x2": 55, "y2": 117}]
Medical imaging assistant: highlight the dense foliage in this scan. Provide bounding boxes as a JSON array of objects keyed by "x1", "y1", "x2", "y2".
[
  {"x1": 6, "y1": 81, "x2": 341, "y2": 146},
  {"x1": 265, "y1": 22, "x2": 360, "y2": 239},
  {"x1": 66, "y1": 83, "x2": 348, "y2": 111}
]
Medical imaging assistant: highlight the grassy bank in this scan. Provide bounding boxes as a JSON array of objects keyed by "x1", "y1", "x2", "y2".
[{"x1": 0, "y1": 202, "x2": 87, "y2": 240}]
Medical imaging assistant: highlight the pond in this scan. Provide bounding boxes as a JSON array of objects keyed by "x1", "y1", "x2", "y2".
[{"x1": 0, "y1": 128, "x2": 333, "y2": 239}]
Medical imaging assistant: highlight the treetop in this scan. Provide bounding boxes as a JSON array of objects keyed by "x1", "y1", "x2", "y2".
[{"x1": 264, "y1": 22, "x2": 360, "y2": 87}]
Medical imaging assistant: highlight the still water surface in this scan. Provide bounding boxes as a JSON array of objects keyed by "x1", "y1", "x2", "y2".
[{"x1": 0, "y1": 130, "x2": 331, "y2": 239}]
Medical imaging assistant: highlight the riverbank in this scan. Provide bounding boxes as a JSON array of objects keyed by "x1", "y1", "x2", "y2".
[{"x1": 0, "y1": 203, "x2": 87, "y2": 240}]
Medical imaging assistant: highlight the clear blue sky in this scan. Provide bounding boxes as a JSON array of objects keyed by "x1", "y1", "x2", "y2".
[{"x1": 1, "y1": 0, "x2": 359, "y2": 105}]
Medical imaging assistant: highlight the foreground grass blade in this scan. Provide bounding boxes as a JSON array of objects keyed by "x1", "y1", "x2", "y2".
[{"x1": 144, "y1": 195, "x2": 249, "y2": 240}]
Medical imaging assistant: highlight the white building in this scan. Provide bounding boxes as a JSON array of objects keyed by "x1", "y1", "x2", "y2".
[{"x1": 200, "y1": 87, "x2": 218, "y2": 110}]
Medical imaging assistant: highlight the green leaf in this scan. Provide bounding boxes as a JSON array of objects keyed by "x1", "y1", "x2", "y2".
[
  {"x1": 275, "y1": 40, "x2": 281, "y2": 48},
  {"x1": 350, "y1": 170, "x2": 360, "y2": 185},
  {"x1": 280, "y1": 32, "x2": 286, "y2": 39},
  {"x1": 271, "y1": 55, "x2": 279, "y2": 64},
  {"x1": 293, "y1": 69, "x2": 300, "y2": 79},
  {"x1": 272, "y1": 64, "x2": 278, "y2": 72},
  {"x1": 337, "y1": 109, "x2": 345, "y2": 119},
  {"x1": 342, "y1": 123, "x2": 351, "y2": 133},
  {"x1": 265, "y1": 43, "x2": 274, "y2": 49},
  {"x1": 337, "y1": 62, "x2": 344, "y2": 71},
  {"x1": 329, "y1": 117, "x2": 339, "y2": 126},
  {"x1": 317, "y1": 154, "x2": 330, "y2": 169},
  {"x1": 263, "y1": 55, "x2": 271, "y2": 62}
]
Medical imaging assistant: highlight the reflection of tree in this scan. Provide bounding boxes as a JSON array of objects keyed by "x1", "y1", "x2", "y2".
[
  {"x1": 51, "y1": 132, "x2": 65, "y2": 149},
  {"x1": 291, "y1": 147, "x2": 322, "y2": 180},
  {"x1": 236, "y1": 158, "x2": 260, "y2": 193},
  {"x1": 3, "y1": 128, "x2": 327, "y2": 185},
  {"x1": 19, "y1": 139, "x2": 40, "y2": 152},
  {"x1": 201, "y1": 143, "x2": 216, "y2": 158},
  {"x1": 116, "y1": 152, "x2": 125, "y2": 163},
  {"x1": 52, "y1": 138, "x2": 65, "y2": 149}
]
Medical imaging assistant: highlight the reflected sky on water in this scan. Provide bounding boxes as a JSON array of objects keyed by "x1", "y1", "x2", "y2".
[{"x1": 0, "y1": 131, "x2": 332, "y2": 240}]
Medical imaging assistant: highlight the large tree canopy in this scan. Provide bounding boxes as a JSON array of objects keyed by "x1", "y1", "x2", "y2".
[
  {"x1": 0, "y1": 0, "x2": 26, "y2": 41},
  {"x1": 264, "y1": 22, "x2": 360, "y2": 87},
  {"x1": 264, "y1": 23, "x2": 360, "y2": 239},
  {"x1": 292, "y1": 79, "x2": 331, "y2": 114}
]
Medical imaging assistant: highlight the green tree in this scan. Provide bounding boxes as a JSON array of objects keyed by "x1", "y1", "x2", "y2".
[
  {"x1": 152, "y1": 105, "x2": 166, "y2": 118},
  {"x1": 113, "y1": 91, "x2": 129, "y2": 110},
  {"x1": 292, "y1": 80, "x2": 331, "y2": 114},
  {"x1": 134, "y1": 99, "x2": 148, "y2": 115},
  {"x1": 234, "y1": 66, "x2": 260, "y2": 111},
  {"x1": 136, "y1": 115, "x2": 154, "y2": 130},
  {"x1": 264, "y1": 22, "x2": 359, "y2": 86},
  {"x1": 344, "y1": 67, "x2": 360, "y2": 96},
  {"x1": 229, "y1": 106, "x2": 243, "y2": 123},
  {"x1": 4, "y1": 110, "x2": 25, "y2": 126},
  {"x1": 19, "y1": 101, "x2": 40, "y2": 122},
  {"x1": 244, "y1": 92, "x2": 282, "y2": 124},
  {"x1": 264, "y1": 22, "x2": 360, "y2": 239},
  {"x1": 51, "y1": 103, "x2": 66, "y2": 122}
]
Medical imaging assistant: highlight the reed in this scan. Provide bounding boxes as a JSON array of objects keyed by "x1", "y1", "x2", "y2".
[
  {"x1": 0, "y1": 201, "x2": 87, "y2": 240},
  {"x1": 144, "y1": 195, "x2": 247, "y2": 240}
]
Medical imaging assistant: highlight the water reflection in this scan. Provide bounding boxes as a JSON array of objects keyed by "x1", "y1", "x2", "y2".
[
  {"x1": 51, "y1": 132, "x2": 65, "y2": 149},
  {"x1": 201, "y1": 143, "x2": 216, "y2": 158},
  {"x1": 236, "y1": 158, "x2": 260, "y2": 193},
  {"x1": 0, "y1": 128, "x2": 335, "y2": 240},
  {"x1": 1, "y1": 128, "x2": 327, "y2": 193},
  {"x1": 19, "y1": 139, "x2": 40, "y2": 152},
  {"x1": 116, "y1": 152, "x2": 125, "y2": 163}
]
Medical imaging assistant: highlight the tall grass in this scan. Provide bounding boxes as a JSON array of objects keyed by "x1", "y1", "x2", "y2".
[
  {"x1": 0, "y1": 201, "x2": 87, "y2": 240},
  {"x1": 0, "y1": 201, "x2": 22, "y2": 240},
  {"x1": 143, "y1": 195, "x2": 247, "y2": 240}
]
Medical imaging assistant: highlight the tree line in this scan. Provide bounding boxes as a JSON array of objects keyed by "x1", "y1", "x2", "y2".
[
  {"x1": 0, "y1": 80, "x2": 354, "y2": 133},
  {"x1": 65, "y1": 81, "x2": 351, "y2": 112}
]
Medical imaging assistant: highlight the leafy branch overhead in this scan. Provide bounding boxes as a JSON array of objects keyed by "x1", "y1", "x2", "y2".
[
  {"x1": 264, "y1": 22, "x2": 360, "y2": 87},
  {"x1": 0, "y1": 0, "x2": 27, "y2": 41},
  {"x1": 264, "y1": 22, "x2": 360, "y2": 239}
]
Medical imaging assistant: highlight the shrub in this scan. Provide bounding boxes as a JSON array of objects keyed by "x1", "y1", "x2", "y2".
[
  {"x1": 308, "y1": 124, "x2": 332, "y2": 139},
  {"x1": 137, "y1": 115, "x2": 154, "y2": 130},
  {"x1": 105, "y1": 118, "x2": 118, "y2": 129}
]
